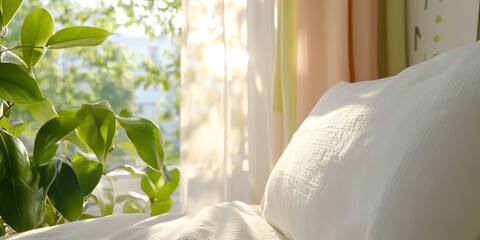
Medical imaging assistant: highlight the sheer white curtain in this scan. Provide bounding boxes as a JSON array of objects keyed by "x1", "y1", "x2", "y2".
[{"x1": 180, "y1": 0, "x2": 279, "y2": 213}]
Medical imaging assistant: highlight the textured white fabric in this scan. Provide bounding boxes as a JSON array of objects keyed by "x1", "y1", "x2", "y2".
[
  {"x1": 262, "y1": 42, "x2": 480, "y2": 240},
  {"x1": 103, "y1": 202, "x2": 284, "y2": 240},
  {"x1": 3, "y1": 214, "x2": 150, "y2": 240},
  {"x1": 5, "y1": 202, "x2": 285, "y2": 240}
]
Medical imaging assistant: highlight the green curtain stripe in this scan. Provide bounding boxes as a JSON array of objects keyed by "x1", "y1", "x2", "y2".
[
  {"x1": 284, "y1": 0, "x2": 297, "y2": 142},
  {"x1": 477, "y1": 1, "x2": 480, "y2": 41},
  {"x1": 377, "y1": 0, "x2": 388, "y2": 78},
  {"x1": 386, "y1": 0, "x2": 407, "y2": 74},
  {"x1": 273, "y1": 26, "x2": 283, "y2": 112},
  {"x1": 378, "y1": 0, "x2": 408, "y2": 77},
  {"x1": 272, "y1": 0, "x2": 298, "y2": 145}
]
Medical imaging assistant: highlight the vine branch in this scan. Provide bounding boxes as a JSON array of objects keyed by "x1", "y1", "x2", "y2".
[
  {"x1": 0, "y1": 102, "x2": 14, "y2": 121},
  {"x1": 0, "y1": 45, "x2": 46, "y2": 54}
]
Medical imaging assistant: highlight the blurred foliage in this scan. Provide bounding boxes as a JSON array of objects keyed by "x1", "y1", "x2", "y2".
[{"x1": 4, "y1": 0, "x2": 180, "y2": 165}]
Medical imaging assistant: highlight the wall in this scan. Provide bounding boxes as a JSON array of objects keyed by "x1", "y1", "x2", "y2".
[{"x1": 407, "y1": 0, "x2": 479, "y2": 65}]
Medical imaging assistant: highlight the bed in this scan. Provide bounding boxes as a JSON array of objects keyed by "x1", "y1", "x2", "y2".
[{"x1": 4, "y1": 42, "x2": 480, "y2": 240}]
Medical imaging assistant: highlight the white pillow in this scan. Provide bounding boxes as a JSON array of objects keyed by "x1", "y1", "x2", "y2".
[{"x1": 262, "y1": 42, "x2": 480, "y2": 240}]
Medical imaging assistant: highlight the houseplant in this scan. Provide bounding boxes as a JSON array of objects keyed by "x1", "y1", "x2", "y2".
[{"x1": 0, "y1": 0, "x2": 178, "y2": 234}]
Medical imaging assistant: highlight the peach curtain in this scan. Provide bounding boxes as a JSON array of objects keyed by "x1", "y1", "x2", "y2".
[{"x1": 274, "y1": 0, "x2": 407, "y2": 145}]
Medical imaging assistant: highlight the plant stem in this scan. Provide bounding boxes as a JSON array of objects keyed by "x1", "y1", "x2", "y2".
[
  {"x1": 0, "y1": 27, "x2": 7, "y2": 38},
  {"x1": 0, "y1": 45, "x2": 46, "y2": 54},
  {"x1": 46, "y1": 196, "x2": 54, "y2": 207},
  {"x1": 46, "y1": 196, "x2": 63, "y2": 225},
  {"x1": 56, "y1": 216, "x2": 64, "y2": 225},
  {"x1": 0, "y1": 102, "x2": 14, "y2": 121}
]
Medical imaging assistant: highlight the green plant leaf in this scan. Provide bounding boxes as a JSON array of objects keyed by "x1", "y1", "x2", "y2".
[
  {"x1": 47, "y1": 26, "x2": 112, "y2": 49},
  {"x1": 35, "y1": 143, "x2": 59, "y2": 166},
  {"x1": 10, "y1": 121, "x2": 25, "y2": 136},
  {"x1": 0, "y1": 222, "x2": 4, "y2": 236},
  {"x1": 117, "y1": 113, "x2": 164, "y2": 170},
  {"x1": 1, "y1": 45, "x2": 28, "y2": 71},
  {"x1": 140, "y1": 167, "x2": 168, "y2": 199},
  {"x1": 0, "y1": 5, "x2": 3, "y2": 30},
  {"x1": 0, "y1": 63, "x2": 46, "y2": 104},
  {"x1": 35, "y1": 158, "x2": 61, "y2": 192},
  {"x1": 78, "y1": 214, "x2": 96, "y2": 220},
  {"x1": 76, "y1": 101, "x2": 117, "y2": 162},
  {"x1": 0, "y1": 118, "x2": 10, "y2": 131},
  {"x1": 47, "y1": 161, "x2": 83, "y2": 222},
  {"x1": 1, "y1": 0, "x2": 23, "y2": 27},
  {"x1": 116, "y1": 192, "x2": 148, "y2": 203},
  {"x1": 156, "y1": 168, "x2": 180, "y2": 201},
  {"x1": 21, "y1": 99, "x2": 57, "y2": 123},
  {"x1": 39, "y1": 204, "x2": 57, "y2": 228},
  {"x1": 119, "y1": 109, "x2": 133, "y2": 117},
  {"x1": 71, "y1": 153, "x2": 103, "y2": 196},
  {"x1": 0, "y1": 129, "x2": 44, "y2": 232},
  {"x1": 21, "y1": 8, "x2": 54, "y2": 69},
  {"x1": 0, "y1": 119, "x2": 22, "y2": 136},
  {"x1": 58, "y1": 109, "x2": 78, "y2": 118},
  {"x1": 64, "y1": 131, "x2": 89, "y2": 152},
  {"x1": 150, "y1": 199, "x2": 172, "y2": 216},
  {"x1": 33, "y1": 117, "x2": 83, "y2": 164},
  {"x1": 141, "y1": 167, "x2": 179, "y2": 216},
  {"x1": 123, "y1": 199, "x2": 146, "y2": 214},
  {"x1": 115, "y1": 141, "x2": 141, "y2": 161},
  {"x1": 34, "y1": 158, "x2": 62, "y2": 228},
  {"x1": 2, "y1": 51, "x2": 28, "y2": 70},
  {"x1": 108, "y1": 164, "x2": 143, "y2": 178},
  {"x1": 91, "y1": 176, "x2": 114, "y2": 216},
  {"x1": 116, "y1": 192, "x2": 148, "y2": 214},
  {"x1": 162, "y1": 165, "x2": 173, "y2": 182},
  {"x1": 58, "y1": 110, "x2": 89, "y2": 152},
  {"x1": 140, "y1": 173, "x2": 161, "y2": 199}
]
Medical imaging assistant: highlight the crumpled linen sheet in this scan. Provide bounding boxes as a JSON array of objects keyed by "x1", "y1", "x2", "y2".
[{"x1": 4, "y1": 201, "x2": 286, "y2": 240}]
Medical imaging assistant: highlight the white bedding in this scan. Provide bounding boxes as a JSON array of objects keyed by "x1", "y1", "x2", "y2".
[{"x1": 4, "y1": 202, "x2": 285, "y2": 240}]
